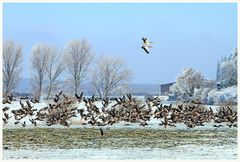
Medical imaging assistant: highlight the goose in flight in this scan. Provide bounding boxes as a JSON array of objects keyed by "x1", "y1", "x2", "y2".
[{"x1": 141, "y1": 37, "x2": 153, "y2": 54}]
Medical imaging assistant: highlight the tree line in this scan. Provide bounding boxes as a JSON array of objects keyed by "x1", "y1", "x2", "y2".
[
  {"x1": 216, "y1": 48, "x2": 237, "y2": 87},
  {"x1": 3, "y1": 39, "x2": 131, "y2": 100},
  {"x1": 170, "y1": 48, "x2": 237, "y2": 105}
]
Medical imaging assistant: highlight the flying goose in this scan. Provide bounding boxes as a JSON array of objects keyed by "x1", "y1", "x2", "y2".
[
  {"x1": 4, "y1": 112, "x2": 11, "y2": 120},
  {"x1": 3, "y1": 118, "x2": 8, "y2": 124},
  {"x1": 141, "y1": 37, "x2": 153, "y2": 54},
  {"x1": 142, "y1": 44, "x2": 150, "y2": 54},
  {"x1": 30, "y1": 97, "x2": 39, "y2": 103},
  {"x1": 213, "y1": 124, "x2": 223, "y2": 128},
  {"x1": 3, "y1": 107, "x2": 10, "y2": 112},
  {"x1": 142, "y1": 37, "x2": 153, "y2": 45},
  {"x1": 75, "y1": 91, "x2": 84, "y2": 103},
  {"x1": 20, "y1": 96, "x2": 29, "y2": 100},
  {"x1": 21, "y1": 121, "x2": 26, "y2": 127},
  {"x1": 14, "y1": 120, "x2": 20, "y2": 125},
  {"x1": 29, "y1": 118, "x2": 37, "y2": 127},
  {"x1": 2, "y1": 93, "x2": 14, "y2": 104}
]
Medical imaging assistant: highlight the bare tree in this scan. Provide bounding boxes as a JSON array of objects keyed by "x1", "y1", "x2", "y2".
[
  {"x1": 3, "y1": 40, "x2": 23, "y2": 96},
  {"x1": 64, "y1": 39, "x2": 94, "y2": 94},
  {"x1": 91, "y1": 55, "x2": 131, "y2": 98},
  {"x1": 45, "y1": 47, "x2": 66, "y2": 100},
  {"x1": 30, "y1": 43, "x2": 50, "y2": 100}
]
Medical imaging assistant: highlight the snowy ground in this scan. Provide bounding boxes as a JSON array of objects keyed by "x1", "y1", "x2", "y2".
[
  {"x1": 3, "y1": 145, "x2": 237, "y2": 160},
  {"x1": 2, "y1": 128, "x2": 238, "y2": 160},
  {"x1": 2, "y1": 100, "x2": 238, "y2": 160}
]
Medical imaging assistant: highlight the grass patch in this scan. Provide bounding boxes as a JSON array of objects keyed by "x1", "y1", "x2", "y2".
[{"x1": 3, "y1": 128, "x2": 237, "y2": 149}]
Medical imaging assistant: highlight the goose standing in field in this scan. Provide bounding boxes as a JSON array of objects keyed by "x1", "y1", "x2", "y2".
[
  {"x1": 141, "y1": 37, "x2": 153, "y2": 54},
  {"x1": 99, "y1": 128, "x2": 104, "y2": 137}
]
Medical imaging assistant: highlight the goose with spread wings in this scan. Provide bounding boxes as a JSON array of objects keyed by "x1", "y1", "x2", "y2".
[{"x1": 141, "y1": 37, "x2": 153, "y2": 54}]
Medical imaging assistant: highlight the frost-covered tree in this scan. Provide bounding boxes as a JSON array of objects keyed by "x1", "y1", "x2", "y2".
[
  {"x1": 64, "y1": 39, "x2": 94, "y2": 94},
  {"x1": 3, "y1": 40, "x2": 23, "y2": 96},
  {"x1": 91, "y1": 55, "x2": 131, "y2": 98},
  {"x1": 45, "y1": 47, "x2": 65, "y2": 100},
  {"x1": 30, "y1": 43, "x2": 50, "y2": 100},
  {"x1": 217, "y1": 48, "x2": 237, "y2": 87},
  {"x1": 208, "y1": 86, "x2": 237, "y2": 105},
  {"x1": 216, "y1": 61, "x2": 220, "y2": 81},
  {"x1": 170, "y1": 67, "x2": 204, "y2": 100},
  {"x1": 192, "y1": 79, "x2": 216, "y2": 104}
]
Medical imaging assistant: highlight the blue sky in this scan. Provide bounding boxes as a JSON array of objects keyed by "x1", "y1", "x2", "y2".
[{"x1": 3, "y1": 3, "x2": 237, "y2": 84}]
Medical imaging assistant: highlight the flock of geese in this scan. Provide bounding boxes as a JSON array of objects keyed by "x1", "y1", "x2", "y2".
[{"x1": 2, "y1": 91, "x2": 238, "y2": 131}]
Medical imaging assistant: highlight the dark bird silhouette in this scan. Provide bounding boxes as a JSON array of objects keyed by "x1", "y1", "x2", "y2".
[
  {"x1": 30, "y1": 97, "x2": 39, "y2": 103},
  {"x1": 54, "y1": 91, "x2": 63, "y2": 102},
  {"x1": 4, "y1": 112, "x2": 11, "y2": 120},
  {"x1": 139, "y1": 122, "x2": 148, "y2": 127},
  {"x1": 75, "y1": 91, "x2": 84, "y2": 102},
  {"x1": 99, "y1": 128, "x2": 104, "y2": 137},
  {"x1": 7, "y1": 93, "x2": 14, "y2": 101},
  {"x1": 54, "y1": 95, "x2": 60, "y2": 103},
  {"x1": 19, "y1": 100, "x2": 25, "y2": 108},
  {"x1": 3, "y1": 107, "x2": 10, "y2": 112},
  {"x1": 233, "y1": 123, "x2": 237, "y2": 127},
  {"x1": 102, "y1": 97, "x2": 110, "y2": 107},
  {"x1": 2, "y1": 93, "x2": 14, "y2": 104},
  {"x1": 3, "y1": 99, "x2": 11, "y2": 104},
  {"x1": 226, "y1": 123, "x2": 233, "y2": 128},
  {"x1": 3, "y1": 118, "x2": 8, "y2": 124},
  {"x1": 115, "y1": 98, "x2": 122, "y2": 104},
  {"x1": 58, "y1": 91, "x2": 63, "y2": 96},
  {"x1": 141, "y1": 37, "x2": 153, "y2": 54},
  {"x1": 213, "y1": 124, "x2": 223, "y2": 128},
  {"x1": 29, "y1": 118, "x2": 37, "y2": 127},
  {"x1": 147, "y1": 96, "x2": 158, "y2": 102},
  {"x1": 26, "y1": 100, "x2": 33, "y2": 109},
  {"x1": 142, "y1": 45, "x2": 150, "y2": 54},
  {"x1": 142, "y1": 37, "x2": 153, "y2": 45},
  {"x1": 126, "y1": 93, "x2": 132, "y2": 101},
  {"x1": 21, "y1": 121, "x2": 26, "y2": 127},
  {"x1": 20, "y1": 96, "x2": 29, "y2": 100},
  {"x1": 91, "y1": 95, "x2": 95, "y2": 102},
  {"x1": 191, "y1": 99, "x2": 202, "y2": 104}
]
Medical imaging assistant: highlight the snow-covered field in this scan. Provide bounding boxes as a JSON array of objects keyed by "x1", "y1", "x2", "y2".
[
  {"x1": 2, "y1": 100, "x2": 238, "y2": 160},
  {"x1": 3, "y1": 145, "x2": 237, "y2": 160}
]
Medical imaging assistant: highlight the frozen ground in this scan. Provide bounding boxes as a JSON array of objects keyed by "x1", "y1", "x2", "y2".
[
  {"x1": 2, "y1": 127, "x2": 238, "y2": 160},
  {"x1": 3, "y1": 144, "x2": 237, "y2": 160},
  {"x1": 2, "y1": 100, "x2": 238, "y2": 160}
]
